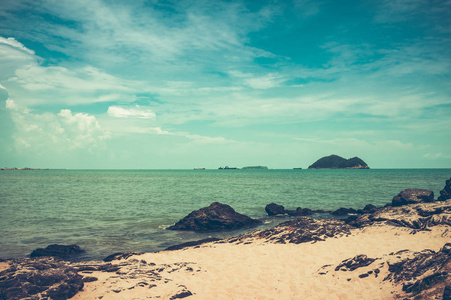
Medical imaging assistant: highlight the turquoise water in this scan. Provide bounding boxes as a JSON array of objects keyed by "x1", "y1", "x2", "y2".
[{"x1": 0, "y1": 169, "x2": 449, "y2": 260}]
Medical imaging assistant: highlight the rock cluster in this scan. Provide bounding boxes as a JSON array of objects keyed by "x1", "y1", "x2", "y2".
[
  {"x1": 167, "y1": 202, "x2": 261, "y2": 232},
  {"x1": 345, "y1": 199, "x2": 451, "y2": 229},
  {"x1": 230, "y1": 217, "x2": 353, "y2": 245},
  {"x1": 264, "y1": 203, "x2": 320, "y2": 217},
  {"x1": 0, "y1": 257, "x2": 85, "y2": 300},
  {"x1": 384, "y1": 243, "x2": 451, "y2": 298}
]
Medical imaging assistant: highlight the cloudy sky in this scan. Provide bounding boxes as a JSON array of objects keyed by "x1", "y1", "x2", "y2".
[{"x1": 0, "y1": 0, "x2": 450, "y2": 169}]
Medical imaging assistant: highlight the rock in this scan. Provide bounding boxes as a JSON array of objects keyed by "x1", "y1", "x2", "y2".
[
  {"x1": 30, "y1": 244, "x2": 85, "y2": 259},
  {"x1": 385, "y1": 243, "x2": 451, "y2": 284},
  {"x1": 308, "y1": 155, "x2": 369, "y2": 169},
  {"x1": 438, "y1": 178, "x2": 451, "y2": 201},
  {"x1": 287, "y1": 207, "x2": 314, "y2": 216},
  {"x1": 167, "y1": 202, "x2": 262, "y2": 232},
  {"x1": 362, "y1": 204, "x2": 378, "y2": 213},
  {"x1": 234, "y1": 217, "x2": 353, "y2": 245},
  {"x1": 331, "y1": 207, "x2": 357, "y2": 216},
  {"x1": 346, "y1": 200, "x2": 451, "y2": 229},
  {"x1": 103, "y1": 252, "x2": 143, "y2": 262},
  {"x1": 335, "y1": 254, "x2": 376, "y2": 271},
  {"x1": 265, "y1": 203, "x2": 286, "y2": 216},
  {"x1": 392, "y1": 189, "x2": 434, "y2": 207},
  {"x1": 444, "y1": 285, "x2": 451, "y2": 300},
  {"x1": 0, "y1": 257, "x2": 84, "y2": 300}
]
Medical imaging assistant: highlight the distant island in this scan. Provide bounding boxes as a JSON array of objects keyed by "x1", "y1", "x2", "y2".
[
  {"x1": 308, "y1": 155, "x2": 369, "y2": 169},
  {"x1": 241, "y1": 166, "x2": 268, "y2": 170}
]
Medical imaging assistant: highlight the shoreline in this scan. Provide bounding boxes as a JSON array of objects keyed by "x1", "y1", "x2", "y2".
[{"x1": 1, "y1": 199, "x2": 450, "y2": 299}]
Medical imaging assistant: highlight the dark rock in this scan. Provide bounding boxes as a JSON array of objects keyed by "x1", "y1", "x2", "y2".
[
  {"x1": 358, "y1": 273, "x2": 369, "y2": 278},
  {"x1": 235, "y1": 217, "x2": 353, "y2": 245},
  {"x1": 331, "y1": 207, "x2": 357, "y2": 216},
  {"x1": 335, "y1": 255, "x2": 376, "y2": 271},
  {"x1": 392, "y1": 189, "x2": 434, "y2": 207},
  {"x1": 165, "y1": 237, "x2": 222, "y2": 251},
  {"x1": 285, "y1": 207, "x2": 314, "y2": 216},
  {"x1": 362, "y1": 204, "x2": 378, "y2": 213},
  {"x1": 345, "y1": 200, "x2": 451, "y2": 229},
  {"x1": 402, "y1": 271, "x2": 448, "y2": 294},
  {"x1": 438, "y1": 178, "x2": 451, "y2": 201},
  {"x1": 0, "y1": 257, "x2": 84, "y2": 300},
  {"x1": 385, "y1": 243, "x2": 451, "y2": 285},
  {"x1": 265, "y1": 203, "x2": 285, "y2": 216},
  {"x1": 170, "y1": 289, "x2": 193, "y2": 299},
  {"x1": 167, "y1": 202, "x2": 262, "y2": 232},
  {"x1": 444, "y1": 285, "x2": 451, "y2": 300},
  {"x1": 30, "y1": 244, "x2": 85, "y2": 259},
  {"x1": 308, "y1": 154, "x2": 369, "y2": 169},
  {"x1": 103, "y1": 252, "x2": 143, "y2": 262}
]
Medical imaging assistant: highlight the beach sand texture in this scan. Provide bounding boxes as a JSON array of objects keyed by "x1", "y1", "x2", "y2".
[{"x1": 73, "y1": 221, "x2": 450, "y2": 299}]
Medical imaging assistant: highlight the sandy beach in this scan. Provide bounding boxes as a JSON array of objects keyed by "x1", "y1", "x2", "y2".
[
  {"x1": 2, "y1": 198, "x2": 450, "y2": 300},
  {"x1": 72, "y1": 225, "x2": 450, "y2": 300}
]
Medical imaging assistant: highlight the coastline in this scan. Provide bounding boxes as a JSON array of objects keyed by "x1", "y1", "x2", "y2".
[{"x1": 2, "y1": 199, "x2": 450, "y2": 299}]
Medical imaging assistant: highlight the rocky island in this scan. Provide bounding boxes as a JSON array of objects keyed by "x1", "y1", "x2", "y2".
[
  {"x1": 308, "y1": 154, "x2": 369, "y2": 169},
  {"x1": 241, "y1": 166, "x2": 268, "y2": 170}
]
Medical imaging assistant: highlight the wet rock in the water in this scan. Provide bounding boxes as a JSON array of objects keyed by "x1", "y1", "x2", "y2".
[
  {"x1": 287, "y1": 207, "x2": 315, "y2": 216},
  {"x1": 265, "y1": 203, "x2": 286, "y2": 216},
  {"x1": 331, "y1": 207, "x2": 357, "y2": 216},
  {"x1": 438, "y1": 178, "x2": 451, "y2": 202},
  {"x1": 392, "y1": 189, "x2": 434, "y2": 207},
  {"x1": 167, "y1": 202, "x2": 261, "y2": 232},
  {"x1": 30, "y1": 244, "x2": 85, "y2": 259},
  {"x1": 0, "y1": 257, "x2": 84, "y2": 300}
]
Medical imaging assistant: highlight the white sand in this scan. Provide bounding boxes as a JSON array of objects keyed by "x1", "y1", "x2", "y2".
[{"x1": 73, "y1": 224, "x2": 450, "y2": 300}]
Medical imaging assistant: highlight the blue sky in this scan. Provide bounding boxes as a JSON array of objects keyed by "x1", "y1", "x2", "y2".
[{"x1": 0, "y1": 0, "x2": 450, "y2": 169}]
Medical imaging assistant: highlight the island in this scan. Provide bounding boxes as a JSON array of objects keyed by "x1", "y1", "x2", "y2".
[
  {"x1": 241, "y1": 166, "x2": 268, "y2": 170},
  {"x1": 308, "y1": 155, "x2": 369, "y2": 169}
]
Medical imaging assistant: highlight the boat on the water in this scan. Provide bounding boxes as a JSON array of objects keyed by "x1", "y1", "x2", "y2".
[
  {"x1": 218, "y1": 166, "x2": 237, "y2": 170},
  {"x1": 194, "y1": 168, "x2": 206, "y2": 170}
]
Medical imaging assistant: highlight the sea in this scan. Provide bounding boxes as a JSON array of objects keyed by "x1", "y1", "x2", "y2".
[{"x1": 0, "y1": 169, "x2": 450, "y2": 260}]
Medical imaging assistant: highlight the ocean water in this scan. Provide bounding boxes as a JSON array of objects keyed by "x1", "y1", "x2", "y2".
[{"x1": 0, "y1": 169, "x2": 449, "y2": 260}]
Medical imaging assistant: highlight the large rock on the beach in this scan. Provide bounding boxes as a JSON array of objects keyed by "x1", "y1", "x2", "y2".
[
  {"x1": 30, "y1": 244, "x2": 85, "y2": 259},
  {"x1": 392, "y1": 189, "x2": 434, "y2": 207},
  {"x1": 438, "y1": 178, "x2": 451, "y2": 201},
  {"x1": 265, "y1": 203, "x2": 286, "y2": 216},
  {"x1": 167, "y1": 202, "x2": 262, "y2": 232},
  {"x1": 0, "y1": 257, "x2": 84, "y2": 300}
]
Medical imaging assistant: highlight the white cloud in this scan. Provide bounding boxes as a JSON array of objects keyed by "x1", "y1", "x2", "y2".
[
  {"x1": 6, "y1": 100, "x2": 110, "y2": 153},
  {"x1": 0, "y1": 37, "x2": 35, "y2": 55},
  {"x1": 107, "y1": 105, "x2": 156, "y2": 119}
]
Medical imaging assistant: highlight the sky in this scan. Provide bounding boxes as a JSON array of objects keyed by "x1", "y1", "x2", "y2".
[{"x1": 0, "y1": 0, "x2": 450, "y2": 169}]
